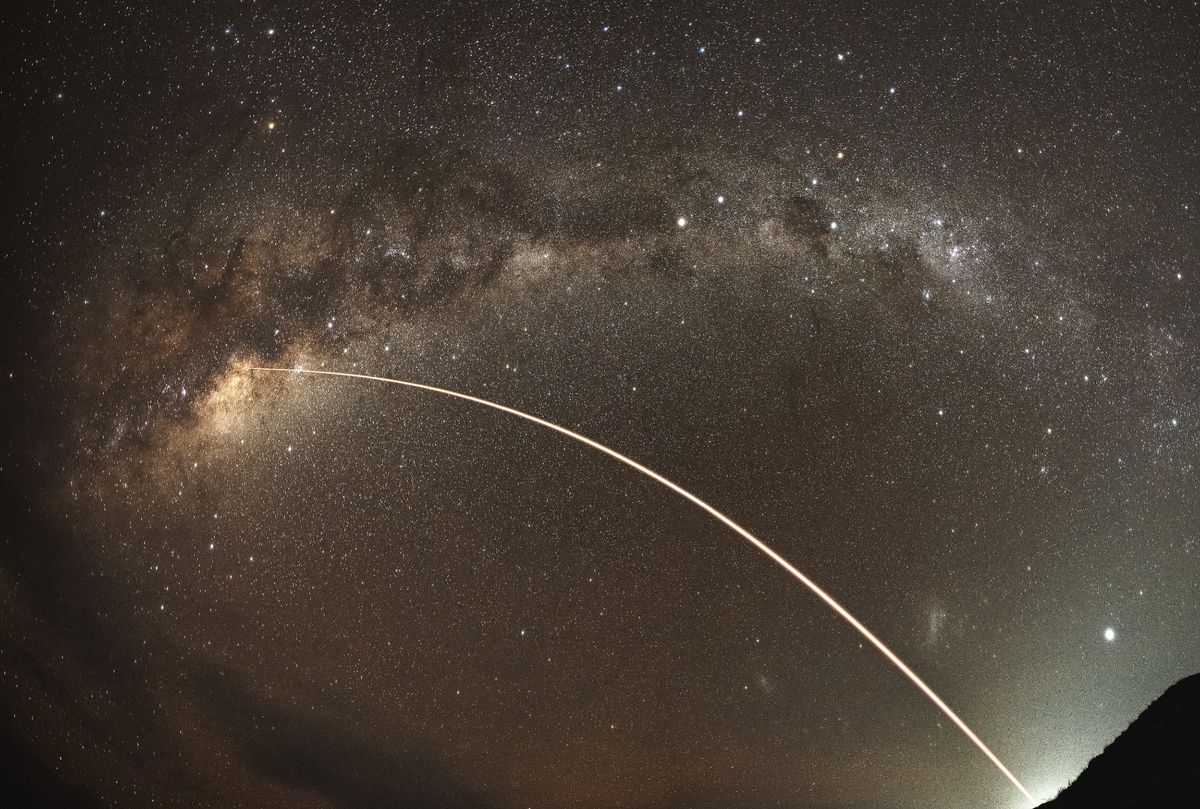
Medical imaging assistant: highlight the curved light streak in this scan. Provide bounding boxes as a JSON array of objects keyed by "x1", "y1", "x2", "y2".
[{"x1": 250, "y1": 365, "x2": 1034, "y2": 803}]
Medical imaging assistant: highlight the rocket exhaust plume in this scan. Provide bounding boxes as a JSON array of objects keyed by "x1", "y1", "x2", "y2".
[{"x1": 250, "y1": 366, "x2": 1035, "y2": 804}]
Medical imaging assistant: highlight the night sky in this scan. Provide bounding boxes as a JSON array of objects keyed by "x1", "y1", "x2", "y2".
[{"x1": 3, "y1": 2, "x2": 1199, "y2": 808}]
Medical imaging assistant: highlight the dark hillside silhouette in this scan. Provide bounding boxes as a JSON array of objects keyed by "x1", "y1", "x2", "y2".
[{"x1": 1040, "y1": 673, "x2": 1200, "y2": 807}]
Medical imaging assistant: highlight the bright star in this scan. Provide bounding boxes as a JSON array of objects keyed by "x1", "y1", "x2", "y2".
[{"x1": 1104, "y1": 627, "x2": 1116, "y2": 642}]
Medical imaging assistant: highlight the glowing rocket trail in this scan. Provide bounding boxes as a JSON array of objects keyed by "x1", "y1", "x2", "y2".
[{"x1": 250, "y1": 366, "x2": 1035, "y2": 804}]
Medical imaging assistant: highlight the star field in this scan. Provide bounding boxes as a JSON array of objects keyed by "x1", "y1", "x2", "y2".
[{"x1": 3, "y1": 2, "x2": 1199, "y2": 808}]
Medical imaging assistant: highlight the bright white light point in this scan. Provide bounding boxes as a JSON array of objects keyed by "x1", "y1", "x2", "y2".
[
  {"x1": 676, "y1": 216, "x2": 688, "y2": 228},
  {"x1": 829, "y1": 221, "x2": 838, "y2": 230},
  {"x1": 716, "y1": 195, "x2": 725, "y2": 204},
  {"x1": 698, "y1": 46, "x2": 706, "y2": 54},
  {"x1": 836, "y1": 53, "x2": 844, "y2": 61},
  {"x1": 937, "y1": 408, "x2": 945, "y2": 416},
  {"x1": 267, "y1": 28, "x2": 275, "y2": 36},
  {"x1": 616, "y1": 84, "x2": 623, "y2": 91},
  {"x1": 754, "y1": 37, "x2": 762, "y2": 43},
  {"x1": 922, "y1": 289, "x2": 932, "y2": 301},
  {"x1": 811, "y1": 177, "x2": 818, "y2": 186},
  {"x1": 836, "y1": 151, "x2": 845, "y2": 159},
  {"x1": 737, "y1": 109, "x2": 744, "y2": 117},
  {"x1": 889, "y1": 86, "x2": 896, "y2": 94},
  {"x1": 1104, "y1": 627, "x2": 1116, "y2": 642},
  {"x1": 1178, "y1": 272, "x2": 1184, "y2": 280}
]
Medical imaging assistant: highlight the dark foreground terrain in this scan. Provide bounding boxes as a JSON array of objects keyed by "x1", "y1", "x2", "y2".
[{"x1": 1039, "y1": 673, "x2": 1200, "y2": 807}]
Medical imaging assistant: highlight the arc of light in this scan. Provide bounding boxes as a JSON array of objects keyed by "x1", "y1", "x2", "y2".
[{"x1": 250, "y1": 366, "x2": 1034, "y2": 804}]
